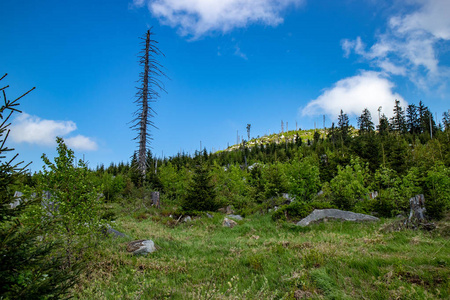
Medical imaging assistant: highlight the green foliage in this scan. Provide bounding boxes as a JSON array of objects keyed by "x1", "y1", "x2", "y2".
[
  {"x1": 37, "y1": 137, "x2": 103, "y2": 266},
  {"x1": 328, "y1": 158, "x2": 370, "y2": 210},
  {"x1": 424, "y1": 163, "x2": 450, "y2": 219},
  {"x1": 284, "y1": 156, "x2": 321, "y2": 202},
  {"x1": 158, "y1": 162, "x2": 191, "y2": 201},
  {"x1": 181, "y1": 163, "x2": 217, "y2": 212},
  {"x1": 212, "y1": 163, "x2": 251, "y2": 210},
  {"x1": 272, "y1": 201, "x2": 313, "y2": 222},
  {"x1": 101, "y1": 173, "x2": 128, "y2": 201},
  {"x1": 369, "y1": 166, "x2": 422, "y2": 217},
  {"x1": 263, "y1": 163, "x2": 288, "y2": 199}
]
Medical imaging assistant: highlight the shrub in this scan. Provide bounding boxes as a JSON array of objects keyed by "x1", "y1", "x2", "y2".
[
  {"x1": 284, "y1": 156, "x2": 321, "y2": 202},
  {"x1": 424, "y1": 163, "x2": 450, "y2": 219},
  {"x1": 263, "y1": 163, "x2": 288, "y2": 199},
  {"x1": 329, "y1": 157, "x2": 370, "y2": 210},
  {"x1": 272, "y1": 201, "x2": 313, "y2": 222},
  {"x1": 37, "y1": 137, "x2": 104, "y2": 267}
]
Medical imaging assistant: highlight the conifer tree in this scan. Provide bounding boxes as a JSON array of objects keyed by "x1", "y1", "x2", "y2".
[
  {"x1": 417, "y1": 100, "x2": 437, "y2": 135},
  {"x1": 131, "y1": 28, "x2": 166, "y2": 177},
  {"x1": 390, "y1": 99, "x2": 406, "y2": 133},
  {"x1": 337, "y1": 110, "x2": 350, "y2": 142},
  {"x1": 419, "y1": 106, "x2": 437, "y2": 137},
  {"x1": 181, "y1": 163, "x2": 217, "y2": 212},
  {"x1": 443, "y1": 110, "x2": 450, "y2": 132},
  {"x1": 357, "y1": 108, "x2": 374, "y2": 135},
  {"x1": 378, "y1": 114, "x2": 389, "y2": 136},
  {"x1": 406, "y1": 104, "x2": 419, "y2": 134},
  {"x1": 0, "y1": 74, "x2": 75, "y2": 299}
]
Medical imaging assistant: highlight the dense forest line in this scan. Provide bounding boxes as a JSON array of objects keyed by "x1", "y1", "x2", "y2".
[{"x1": 83, "y1": 100, "x2": 450, "y2": 220}]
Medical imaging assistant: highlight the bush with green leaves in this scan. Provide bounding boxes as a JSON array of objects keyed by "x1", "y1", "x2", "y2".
[
  {"x1": 212, "y1": 163, "x2": 251, "y2": 210},
  {"x1": 262, "y1": 163, "x2": 288, "y2": 199},
  {"x1": 158, "y1": 162, "x2": 191, "y2": 201},
  {"x1": 328, "y1": 157, "x2": 370, "y2": 210},
  {"x1": 424, "y1": 163, "x2": 450, "y2": 219},
  {"x1": 366, "y1": 166, "x2": 423, "y2": 217},
  {"x1": 284, "y1": 156, "x2": 321, "y2": 202},
  {"x1": 36, "y1": 137, "x2": 104, "y2": 267},
  {"x1": 272, "y1": 201, "x2": 312, "y2": 222},
  {"x1": 101, "y1": 173, "x2": 127, "y2": 202}
]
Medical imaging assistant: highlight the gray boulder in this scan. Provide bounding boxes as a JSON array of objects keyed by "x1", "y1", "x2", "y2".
[
  {"x1": 222, "y1": 218, "x2": 237, "y2": 228},
  {"x1": 296, "y1": 209, "x2": 379, "y2": 227},
  {"x1": 228, "y1": 214, "x2": 243, "y2": 220},
  {"x1": 182, "y1": 216, "x2": 192, "y2": 222},
  {"x1": 105, "y1": 227, "x2": 127, "y2": 238},
  {"x1": 126, "y1": 240, "x2": 156, "y2": 255}
]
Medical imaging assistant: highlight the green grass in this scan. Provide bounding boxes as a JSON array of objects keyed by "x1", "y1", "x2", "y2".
[{"x1": 73, "y1": 205, "x2": 450, "y2": 299}]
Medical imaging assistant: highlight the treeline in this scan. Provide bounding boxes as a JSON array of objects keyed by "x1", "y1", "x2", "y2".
[{"x1": 88, "y1": 99, "x2": 450, "y2": 220}]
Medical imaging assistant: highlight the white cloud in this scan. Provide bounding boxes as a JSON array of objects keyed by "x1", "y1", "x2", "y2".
[
  {"x1": 341, "y1": 36, "x2": 365, "y2": 58},
  {"x1": 342, "y1": 0, "x2": 450, "y2": 87},
  {"x1": 65, "y1": 135, "x2": 98, "y2": 151},
  {"x1": 10, "y1": 113, "x2": 98, "y2": 151},
  {"x1": 393, "y1": 0, "x2": 450, "y2": 40},
  {"x1": 136, "y1": 0, "x2": 304, "y2": 38},
  {"x1": 301, "y1": 71, "x2": 407, "y2": 121}
]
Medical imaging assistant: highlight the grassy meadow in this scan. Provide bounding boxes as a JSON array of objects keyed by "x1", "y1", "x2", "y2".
[{"x1": 73, "y1": 204, "x2": 449, "y2": 299}]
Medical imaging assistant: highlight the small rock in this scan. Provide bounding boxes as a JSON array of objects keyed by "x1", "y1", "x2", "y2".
[
  {"x1": 228, "y1": 214, "x2": 243, "y2": 220},
  {"x1": 183, "y1": 216, "x2": 192, "y2": 222},
  {"x1": 126, "y1": 240, "x2": 156, "y2": 255},
  {"x1": 206, "y1": 213, "x2": 213, "y2": 218},
  {"x1": 106, "y1": 227, "x2": 126, "y2": 238},
  {"x1": 294, "y1": 290, "x2": 313, "y2": 299},
  {"x1": 282, "y1": 193, "x2": 295, "y2": 203},
  {"x1": 222, "y1": 218, "x2": 237, "y2": 228}
]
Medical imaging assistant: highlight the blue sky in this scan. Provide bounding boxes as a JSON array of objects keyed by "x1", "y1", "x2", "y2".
[{"x1": 1, "y1": 0, "x2": 449, "y2": 171}]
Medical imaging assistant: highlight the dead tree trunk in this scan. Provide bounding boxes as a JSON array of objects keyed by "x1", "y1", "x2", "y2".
[{"x1": 131, "y1": 28, "x2": 166, "y2": 178}]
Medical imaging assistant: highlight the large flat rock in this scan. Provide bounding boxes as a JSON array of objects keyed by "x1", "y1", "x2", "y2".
[{"x1": 296, "y1": 209, "x2": 379, "y2": 227}]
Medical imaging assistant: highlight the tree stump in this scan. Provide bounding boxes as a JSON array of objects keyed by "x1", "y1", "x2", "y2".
[
  {"x1": 151, "y1": 191, "x2": 160, "y2": 209},
  {"x1": 409, "y1": 194, "x2": 426, "y2": 222},
  {"x1": 407, "y1": 194, "x2": 435, "y2": 230}
]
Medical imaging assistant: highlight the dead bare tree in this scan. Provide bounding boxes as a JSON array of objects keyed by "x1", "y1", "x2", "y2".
[{"x1": 131, "y1": 28, "x2": 166, "y2": 177}]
